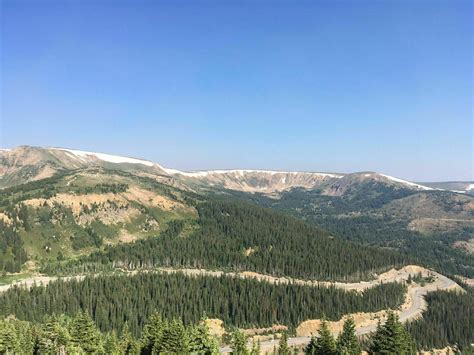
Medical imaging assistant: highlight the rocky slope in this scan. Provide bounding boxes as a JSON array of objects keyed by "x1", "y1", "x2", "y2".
[{"x1": 1, "y1": 146, "x2": 440, "y2": 195}]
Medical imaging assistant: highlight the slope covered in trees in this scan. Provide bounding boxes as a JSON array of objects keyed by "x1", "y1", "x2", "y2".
[
  {"x1": 0, "y1": 311, "x2": 220, "y2": 354},
  {"x1": 227, "y1": 188, "x2": 474, "y2": 278},
  {"x1": 46, "y1": 199, "x2": 409, "y2": 281},
  {"x1": 407, "y1": 288, "x2": 474, "y2": 351},
  {"x1": 0, "y1": 272, "x2": 406, "y2": 336}
]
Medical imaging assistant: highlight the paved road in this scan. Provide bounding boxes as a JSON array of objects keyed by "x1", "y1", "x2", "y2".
[{"x1": 220, "y1": 272, "x2": 459, "y2": 353}]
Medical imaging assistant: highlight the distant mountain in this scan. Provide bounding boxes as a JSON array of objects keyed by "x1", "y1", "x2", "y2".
[
  {"x1": 419, "y1": 181, "x2": 474, "y2": 196},
  {"x1": 1, "y1": 146, "x2": 439, "y2": 195},
  {"x1": 0, "y1": 146, "x2": 170, "y2": 188},
  {"x1": 1, "y1": 145, "x2": 472, "y2": 278}
]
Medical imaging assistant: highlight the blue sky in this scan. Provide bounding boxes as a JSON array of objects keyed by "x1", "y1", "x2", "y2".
[{"x1": 1, "y1": 0, "x2": 472, "y2": 181}]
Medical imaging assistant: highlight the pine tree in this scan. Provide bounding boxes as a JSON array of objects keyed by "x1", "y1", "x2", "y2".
[
  {"x1": 278, "y1": 332, "x2": 291, "y2": 355},
  {"x1": 314, "y1": 319, "x2": 336, "y2": 355},
  {"x1": 104, "y1": 331, "x2": 123, "y2": 355},
  {"x1": 160, "y1": 319, "x2": 189, "y2": 353},
  {"x1": 188, "y1": 320, "x2": 219, "y2": 354},
  {"x1": 368, "y1": 311, "x2": 416, "y2": 354},
  {"x1": 120, "y1": 322, "x2": 140, "y2": 354},
  {"x1": 250, "y1": 340, "x2": 261, "y2": 355},
  {"x1": 305, "y1": 336, "x2": 318, "y2": 355},
  {"x1": 140, "y1": 312, "x2": 165, "y2": 354},
  {"x1": 336, "y1": 317, "x2": 360, "y2": 355},
  {"x1": 69, "y1": 311, "x2": 101, "y2": 353},
  {"x1": 0, "y1": 320, "x2": 19, "y2": 354},
  {"x1": 38, "y1": 314, "x2": 71, "y2": 355},
  {"x1": 230, "y1": 329, "x2": 249, "y2": 355}
]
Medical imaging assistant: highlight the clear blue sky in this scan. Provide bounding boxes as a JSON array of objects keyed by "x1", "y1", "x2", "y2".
[{"x1": 1, "y1": 0, "x2": 472, "y2": 181}]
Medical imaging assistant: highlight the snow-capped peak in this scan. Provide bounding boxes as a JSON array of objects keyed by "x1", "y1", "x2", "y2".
[
  {"x1": 51, "y1": 148, "x2": 155, "y2": 167},
  {"x1": 379, "y1": 174, "x2": 435, "y2": 191}
]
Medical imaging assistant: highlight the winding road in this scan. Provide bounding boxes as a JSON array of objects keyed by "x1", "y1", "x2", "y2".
[
  {"x1": 0, "y1": 266, "x2": 460, "y2": 354},
  {"x1": 220, "y1": 272, "x2": 459, "y2": 353}
]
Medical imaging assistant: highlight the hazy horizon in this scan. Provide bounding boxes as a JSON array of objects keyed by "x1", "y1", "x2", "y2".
[{"x1": 1, "y1": 0, "x2": 472, "y2": 181}]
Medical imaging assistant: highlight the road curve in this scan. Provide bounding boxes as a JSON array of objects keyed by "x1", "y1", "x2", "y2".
[
  {"x1": 220, "y1": 272, "x2": 459, "y2": 353},
  {"x1": 0, "y1": 267, "x2": 459, "y2": 354}
]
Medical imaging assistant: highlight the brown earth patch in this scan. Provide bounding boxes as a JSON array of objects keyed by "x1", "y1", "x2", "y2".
[{"x1": 452, "y1": 239, "x2": 474, "y2": 254}]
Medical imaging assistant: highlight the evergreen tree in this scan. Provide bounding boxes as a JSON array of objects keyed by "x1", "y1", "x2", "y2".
[
  {"x1": 38, "y1": 314, "x2": 71, "y2": 354},
  {"x1": 119, "y1": 322, "x2": 140, "y2": 354},
  {"x1": 250, "y1": 340, "x2": 261, "y2": 355},
  {"x1": 188, "y1": 320, "x2": 219, "y2": 354},
  {"x1": 140, "y1": 313, "x2": 165, "y2": 354},
  {"x1": 230, "y1": 329, "x2": 249, "y2": 355},
  {"x1": 336, "y1": 317, "x2": 360, "y2": 355},
  {"x1": 278, "y1": 332, "x2": 291, "y2": 355},
  {"x1": 104, "y1": 331, "x2": 123, "y2": 355},
  {"x1": 305, "y1": 336, "x2": 318, "y2": 355},
  {"x1": 0, "y1": 320, "x2": 19, "y2": 354},
  {"x1": 69, "y1": 311, "x2": 101, "y2": 353},
  {"x1": 160, "y1": 319, "x2": 189, "y2": 353},
  {"x1": 369, "y1": 311, "x2": 416, "y2": 354},
  {"x1": 314, "y1": 319, "x2": 336, "y2": 355}
]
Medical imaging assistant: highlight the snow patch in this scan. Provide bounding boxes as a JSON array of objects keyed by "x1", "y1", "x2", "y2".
[
  {"x1": 168, "y1": 169, "x2": 344, "y2": 178},
  {"x1": 379, "y1": 174, "x2": 434, "y2": 191},
  {"x1": 51, "y1": 148, "x2": 155, "y2": 167}
]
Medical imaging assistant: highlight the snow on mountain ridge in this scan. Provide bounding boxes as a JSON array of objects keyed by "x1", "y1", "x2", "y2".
[
  {"x1": 50, "y1": 148, "x2": 155, "y2": 167},
  {"x1": 380, "y1": 174, "x2": 435, "y2": 191},
  {"x1": 167, "y1": 169, "x2": 344, "y2": 178}
]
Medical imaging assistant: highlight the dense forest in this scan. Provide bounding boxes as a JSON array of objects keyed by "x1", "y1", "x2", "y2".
[
  {"x1": 0, "y1": 311, "x2": 220, "y2": 354},
  {"x1": 0, "y1": 309, "x2": 425, "y2": 355},
  {"x1": 407, "y1": 287, "x2": 474, "y2": 351},
  {"x1": 45, "y1": 200, "x2": 409, "y2": 281},
  {"x1": 0, "y1": 219, "x2": 28, "y2": 273},
  {"x1": 227, "y1": 188, "x2": 474, "y2": 278},
  {"x1": 0, "y1": 272, "x2": 407, "y2": 336}
]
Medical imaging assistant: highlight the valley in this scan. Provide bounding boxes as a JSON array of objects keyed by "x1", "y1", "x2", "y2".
[{"x1": 0, "y1": 146, "x2": 473, "y2": 353}]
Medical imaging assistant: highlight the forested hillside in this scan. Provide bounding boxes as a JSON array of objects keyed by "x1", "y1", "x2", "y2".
[
  {"x1": 0, "y1": 272, "x2": 407, "y2": 336},
  {"x1": 407, "y1": 287, "x2": 474, "y2": 351},
  {"x1": 45, "y1": 199, "x2": 409, "y2": 281},
  {"x1": 227, "y1": 187, "x2": 474, "y2": 278},
  {"x1": 0, "y1": 169, "x2": 196, "y2": 272}
]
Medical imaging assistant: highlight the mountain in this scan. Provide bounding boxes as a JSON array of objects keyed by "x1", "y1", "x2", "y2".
[
  {"x1": 0, "y1": 146, "x2": 438, "y2": 194},
  {"x1": 1, "y1": 145, "x2": 473, "y2": 278},
  {"x1": 0, "y1": 146, "x2": 170, "y2": 189},
  {"x1": 419, "y1": 181, "x2": 474, "y2": 196}
]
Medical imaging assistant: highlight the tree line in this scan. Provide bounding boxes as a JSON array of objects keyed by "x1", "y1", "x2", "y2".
[
  {"x1": 0, "y1": 310, "x2": 424, "y2": 354},
  {"x1": 0, "y1": 311, "x2": 219, "y2": 354},
  {"x1": 0, "y1": 272, "x2": 406, "y2": 336}
]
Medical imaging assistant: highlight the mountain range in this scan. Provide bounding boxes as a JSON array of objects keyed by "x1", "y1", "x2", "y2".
[{"x1": 1, "y1": 145, "x2": 473, "y2": 279}]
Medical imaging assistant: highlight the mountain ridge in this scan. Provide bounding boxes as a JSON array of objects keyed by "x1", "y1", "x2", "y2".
[{"x1": 0, "y1": 145, "x2": 448, "y2": 194}]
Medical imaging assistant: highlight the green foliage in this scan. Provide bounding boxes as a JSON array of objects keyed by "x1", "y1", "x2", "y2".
[
  {"x1": 51, "y1": 200, "x2": 406, "y2": 281},
  {"x1": 70, "y1": 311, "x2": 102, "y2": 353},
  {"x1": 368, "y1": 310, "x2": 416, "y2": 354},
  {"x1": 278, "y1": 332, "x2": 291, "y2": 355},
  {"x1": 336, "y1": 317, "x2": 361, "y2": 355},
  {"x1": 0, "y1": 311, "x2": 219, "y2": 355},
  {"x1": 250, "y1": 340, "x2": 261, "y2": 355},
  {"x1": 407, "y1": 289, "x2": 474, "y2": 351},
  {"x1": 0, "y1": 220, "x2": 28, "y2": 273},
  {"x1": 229, "y1": 187, "x2": 474, "y2": 278},
  {"x1": 0, "y1": 272, "x2": 406, "y2": 335},
  {"x1": 230, "y1": 329, "x2": 249, "y2": 355},
  {"x1": 313, "y1": 320, "x2": 337, "y2": 355}
]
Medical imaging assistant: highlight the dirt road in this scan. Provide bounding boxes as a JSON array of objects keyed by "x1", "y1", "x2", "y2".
[
  {"x1": 0, "y1": 265, "x2": 460, "y2": 354},
  {"x1": 220, "y1": 272, "x2": 459, "y2": 353}
]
